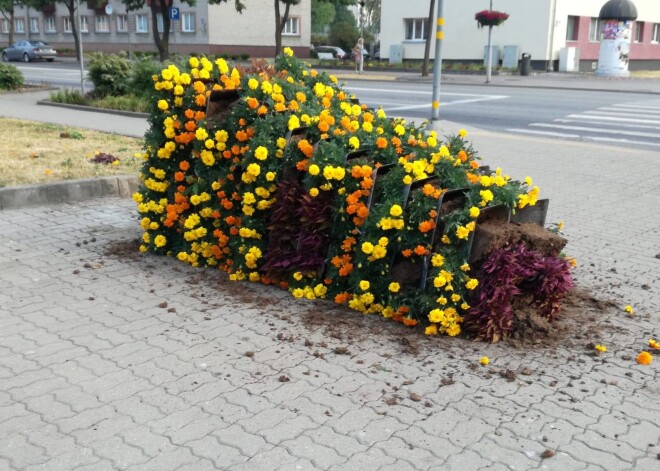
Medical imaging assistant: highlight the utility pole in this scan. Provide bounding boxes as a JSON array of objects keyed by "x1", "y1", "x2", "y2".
[
  {"x1": 359, "y1": 1, "x2": 365, "y2": 74},
  {"x1": 428, "y1": 0, "x2": 445, "y2": 132},
  {"x1": 486, "y1": 0, "x2": 493, "y2": 83}
]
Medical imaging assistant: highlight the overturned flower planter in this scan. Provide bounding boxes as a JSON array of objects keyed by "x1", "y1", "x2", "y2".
[{"x1": 135, "y1": 50, "x2": 573, "y2": 342}]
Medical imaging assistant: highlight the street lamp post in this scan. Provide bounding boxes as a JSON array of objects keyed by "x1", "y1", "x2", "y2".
[
  {"x1": 486, "y1": 0, "x2": 493, "y2": 83},
  {"x1": 429, "y1": 0, "x2": 445, "y2": 132},
  {"x1": 359, "y1": 1, "x2": 365, "y2": 74},
  {"x1": 76, "y1": 0, "x2": 85, "y2": 94}
]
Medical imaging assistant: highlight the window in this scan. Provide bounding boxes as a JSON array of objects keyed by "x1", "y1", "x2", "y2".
[
  {"x1": 157, "y1": 14, "x2": 173, "y2": 33},
  {"x1": 116, "y1": 14, "x2": 128, "y2": 33},
  {"x1": 653, "y1": 24, "x2": 660, "y2": 43},
  {"x1": 44, "y1": 16, "x2": 56, "y2": 33},
  {"x1": 80, "y1": 16, "x2": 88, "y2": 33},
  {"x1": 1, "y1": 19, "x2": 8, "y2": 34},
  {"x1": 634, "y1": 21, "x2": 643, "y2": 42},
  {"x1": 182, "y1": 12, "x2": 195, "y2": 32},
  {"x1": 30, "y1": 17, "x2": 39, "y2": 34},
  {"x1": 14, "y1": 18, "x2": 25, "y2": 33},
  {"x1": 589, "y1": 18, "x2": 602, "y2": 41},
  {"x1": 63, "y1": 16, "x2": 72, "y2": 33},
  {"x1": 405, "y1": 18, "x2": 427, "y2": 41},
  {"x1": 566, "y1": 16, "x2": 578, "y2": 41},
  {"x1": 283, "y1": 17, "x2": 299, "y2": 36},
  {"x1": 95, "y1": 15, "x2": 110, "y2": 33},
  {"x1": 136, "y1": 14, "x2": 148, "y2": 33}
]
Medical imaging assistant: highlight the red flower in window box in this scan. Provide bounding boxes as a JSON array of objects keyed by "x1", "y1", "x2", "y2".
[{"x1": 475, "y1": 10, "x2": 510, "y2": 28}]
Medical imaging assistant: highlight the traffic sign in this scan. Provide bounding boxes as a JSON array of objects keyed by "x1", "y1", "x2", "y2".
[{"x1": 169, "y1": 7, "x2": 180, "y2": 20}]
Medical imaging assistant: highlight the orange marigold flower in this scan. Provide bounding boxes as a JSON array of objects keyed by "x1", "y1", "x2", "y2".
[
  {"x1": 257, "y1": 105, "x2": 268, "y2": 115},
  {"x1": 402, "y1": 317, "x2": 418, "y2": 327},
  {"x1": 414, "y1": 245, "x2": 428, "y2": 256},
  {"x1": 185, "y1": 120, "x2": 197, "y2": 132},
  {"x1": 247, "y1": 97, "x2": 259, "y2": 109},
  {"x1": 195, "y1": 94, "x2": 206, "y2": 106},
  {"x1": 335, "y1": 292, "x2": 350, "y2": 304},
  {"x1": 457, "y1": 150, "x2": 468, "y2": 162},
  {"x1": 184, "y1": 109, "x2": 195, "y2": 119},
  {"x1": 637, "y1": 351, "x2": 653, "y2": 365},
  {"x1": 419, "y1": 220, "x2": 435, "y2": 233},
  {"x1": 239, "y1": 118, "x2": 247, "y2": 126},
  {"x1": 469, "y1": 160, "x2": 480, "y2": 169},
  {"x1": 376, "y1": 137, "x2": 388, "y2": 149},
  {"x1": 402, "y1": 249, "x2": 413, "y2": 258},
  {"x1": 194, "y1": 111, "x2": 206, "y2": 121},
  {"x1": 236, "y1": 130, "x2": 248, "y2": 142},
  {"x1": 174, "y1": 172, "x2": 185, "y2": 182},
  {"x1": 179, "y1": 161, "x2": 190, "y2": 171}
]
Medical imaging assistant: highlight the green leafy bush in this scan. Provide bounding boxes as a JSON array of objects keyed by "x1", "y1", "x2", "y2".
[
  {"x1": 130, "y1": 57, "x2": 162, "y2": 97},
  {"x1": 0, "y1": 63, "x2": 24, "y2": 90},
  {"x1": 87, "y1": 52, "x2": 131, "y2": 97},
  {"x1": 49, "y1": 88, "x2": 87, "y2": 105}
]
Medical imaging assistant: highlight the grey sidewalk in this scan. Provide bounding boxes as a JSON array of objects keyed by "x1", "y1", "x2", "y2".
[{"x1": 1, "y1": 89, "x2": 660, "y2": 470}]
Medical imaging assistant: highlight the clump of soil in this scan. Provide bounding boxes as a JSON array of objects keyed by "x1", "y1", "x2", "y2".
[{"x1": 471, "y1": 221, "x2": 567, "y2": 263}]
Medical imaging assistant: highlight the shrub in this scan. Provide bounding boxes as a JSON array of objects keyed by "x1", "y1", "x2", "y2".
[
  {"x1": 0, "y1": 63, "x2": 24, "y2": 90},
  {"x1": 49, "y1": 88, "x2": 87, "y2": 105},
  {"x1": 130, "y1": 57, "x2": 162, "y2": 97},
  {"x1": 87, "y1": 52, "x2": 131, "y2": 97}
]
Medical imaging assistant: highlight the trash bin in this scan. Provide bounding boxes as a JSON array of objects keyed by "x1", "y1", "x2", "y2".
[{"x1": 520, "y1": 53, "x2": 532, "y2": 76}]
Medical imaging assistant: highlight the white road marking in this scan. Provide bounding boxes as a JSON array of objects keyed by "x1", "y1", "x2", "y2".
[
  {"x1": 566, "y1": 114, "x2": 660, "y2": 125},
  {"x1": 507, "y1": 128, "x2": 660, "y2": 147},
  {"x1": 596, "y1": 106, "x2": 660, "y2": 115},
  {"x1": 553, "y1": 118, "x2": 660, "y2": 131},
  {"x1": 529, "y1": 123, "x2": 660, "y2": 139}
]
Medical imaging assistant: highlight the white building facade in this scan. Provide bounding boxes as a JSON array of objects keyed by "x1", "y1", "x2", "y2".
[
  {"x1": 380, "y1": 0, "x2": 660, "y2": 71},
  {"x1": 0, "y1": 0, "x2": 311, "y2": 58}
]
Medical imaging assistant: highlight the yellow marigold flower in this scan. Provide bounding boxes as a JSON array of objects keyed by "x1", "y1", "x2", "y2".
[
  {"x1": 349, "y1": 136, "x2": 360, "y2": 150},
  {"x1": 469, "y1": 207, "x2": 480, "y2": 218},
  {"x1": 361, "y1": 242, "x2": 374, "y2": 254},
  {"x1": 480, "y1": 189, "x2": 494, "y2": 204},
  {"x1": 195, "y1": 127, "x2": 209, "y2": 141},
  {"x1": 390, "y1": 205, "x2": 403, "y2": 217},
  {"x1": 189, "y1": 56, "x2": 200, "y2": 68},
  {"x1": 132, "y1": 192, "x2": 143, "y2": 203},
  {"x1": 394, "y1": 124, "x2": 405, "y2": 135},
  {"x1": 437, "y1": 296, "x2": 447, "y2": 305},
  {"x1": 456, "y1": 226, "x2": 470, "y2": 240},
  {"x1": 359, "y1": 280, "x2": 370, "y2": 291},
  {"x1": 283, "y1": 47, "x2": 294, "y2": 57},
  {"x1": 157, "y1": 100, "x2": 168, "y2": 111},
  {"x1": 372, "y1": 245, "x2": 386, "y2": 259},
  {"x1": 254, "y1": 146, "x2": 268, "y2": 160},
  {"x1": 308, "y1": 164, "x2": 320, "y2": 176},
  {"x1": 460, "y1": 263, "x2": 470, "y2": 271},
  {"x1": 431, "y1": 254, "x2": 444, "y2": 267},
  {"x1": 403, "y1": 175, "x2": 413, "y2": 185},
  {"x1": 266, "y1": 172, "x2": 276, "y2": 181},
  {"x1": 446, "y1": 324, "x2": 461, "y2": 337},
  {"x1": 458, "y1": 129, "x2": 468, "y2": 138},
  {"x1": 594, "y1": 344, "x2": 607, "y2": 353},
  {"x1": 292, "y1": 288, "x2": 304, "y2": 298},
  {"x1": 388, "y1": 282, "x2": 400, "y2": 293},
  {"x1": 428, "y1": 309, "x2": 444, "y2": 323},
  {"x1": 648, "y1": 339, "x2": 660, "y2": 349},
  {"x1": 154, "y1": 235, "x2": 166, "y2": 247},
  {"x1": 465, "y1": 278, "x2": 478, "y2": 290},
  {"x1": 451, "y1": 294, "x2": 461, "y2": 302},
  {"x1": 480, "y1": 175, "x2": 492, "y2": 187},
  {"x1": 480, "y1": 356, "x2": 489, "y2": 366},
  {"x1": 637, "y1": 351, "x2": 653, "y2": 365},
  {"x1": 288, "y1": 115, "x2": 300, "y2": 131},
  {"x1": 248, "y1": 78, "x2": 259, "y2": 90},
  {"x1": 378, "y1": 237, "x2": 388, "y2": 246},
  {"x1": 309, "y1": 188, "x2": 319, "y2": 197},
  {"x1": 177, "y1": 252, "x2": 188, "y2": 261},
  {"x1": 624, "y1": 305, "x2": 634, "y2": 315},
  {"x1": 425, "y1": 324, "x2": 438, "y2": 336},
  {"x1": 246, "y1": 163, "x2": 261, "y2": 177}
]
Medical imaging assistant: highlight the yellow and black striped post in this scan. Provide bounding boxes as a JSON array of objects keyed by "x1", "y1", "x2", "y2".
[{"x1": 430, "y1": 0, "x2": 445, "y2": 125}]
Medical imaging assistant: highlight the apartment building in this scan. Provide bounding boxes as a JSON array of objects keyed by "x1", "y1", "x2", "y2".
[
  {"x1": 0, "y1": 0, "x2": 311, "y2": 58},
  {"x1": 380, "y1": 0, "x2": 660, "y2": 71}
]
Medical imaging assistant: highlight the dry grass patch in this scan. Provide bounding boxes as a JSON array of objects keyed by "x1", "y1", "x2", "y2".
[
  {"x1": 0, "y1": 117, "x2": 144, "y2": 187},
  {"x1": 630, "y1": 70, "x2": 660, "y2": 79}
]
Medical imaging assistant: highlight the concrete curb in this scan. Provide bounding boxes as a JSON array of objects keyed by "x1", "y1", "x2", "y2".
[
  {"x1": 0, "y1": 175, "x2": 140, "y2": 210},
  {"x1": 37, "y1": 99, "x2": 149, "y2": 119}
]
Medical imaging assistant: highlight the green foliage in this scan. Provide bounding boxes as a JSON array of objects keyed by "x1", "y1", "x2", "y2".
[
  {"x1": 329, "y1": 21, "x2": 359, "y2": 51},
  {"x1": 312, "y1": 0, "x2": 336, "y2": 33},
  {"x1": 89, "y1": 95, "x2": 150, "y2": 113},
  {"x1": 87, "y1": 52, "x2": 132, "y2": 97},
  {"x1": 49, "y1": 88, "x2": 86, "y2": 105},
  {"x1": 130, "y1": 56, "x2": 162, "y2": 97},
  {"x1": 0, "y1": 63, "x2": 24, "y2": 90}
]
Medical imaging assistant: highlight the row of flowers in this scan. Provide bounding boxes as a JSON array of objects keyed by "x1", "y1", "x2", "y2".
[{"x1": 134, "y1": 48, "x2": 565, "y2": 340}]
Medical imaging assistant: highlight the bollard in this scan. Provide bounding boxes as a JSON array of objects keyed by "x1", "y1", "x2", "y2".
[{"x1": 520, "y1": 53, "x2": 532, "y2": 76}]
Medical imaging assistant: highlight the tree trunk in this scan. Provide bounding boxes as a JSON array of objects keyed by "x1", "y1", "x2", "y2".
[
  {"x1": 151, "y1": 1, "x2": 172, "y2": 62},
  {"x1": 65, "y1": 6, "x2": 81, "y2": 62},
  {"x1": 2, "y1": 7, "x2": 16, "y2": 46},
  {"x1": 421, "y1": 0, "x2": 435, "y2": 77},
  {"x1": 274, "y1": 0, "x2": 291, "y2": 57}
]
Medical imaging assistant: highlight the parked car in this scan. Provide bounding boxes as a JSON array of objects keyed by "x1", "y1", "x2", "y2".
[
  {"x1": 314, "y1": 46, "x2": 348, "y2": 60},
  {"x1": 2, "y1": 40, "x2": 57, "y2": 62},
  {"x1": 373, "y1": 50, "x2": 381, "y2": 60}
]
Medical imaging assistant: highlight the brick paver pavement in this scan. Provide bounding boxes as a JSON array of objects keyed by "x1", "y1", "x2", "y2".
[{"x1": 1, "y1": 129, "x2": 659, "y2": 470}]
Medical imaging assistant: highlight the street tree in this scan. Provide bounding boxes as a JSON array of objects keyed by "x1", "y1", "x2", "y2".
[
  {"x1": 0, "y1": 0, "x2": 18, "y2": 46},
  {"x1": 422, "y1": 0, "x2": 435, "y2": 76},
  {"x1": 311, "y1": 0, "x2": 334, "y2": 35},
  {"x1": 121, "y1": 0, "x2": 245, "y2": 62},
  {"x1": 328, "y1": 3, "x2": 358, "y2": 51},
  {"x1": 273, "y1": 0, "x2": 300, "y2": 57}
]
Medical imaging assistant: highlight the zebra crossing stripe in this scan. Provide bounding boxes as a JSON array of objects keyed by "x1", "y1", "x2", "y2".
[{"x1": 530, "y1": 123, "x2": 660, "y2": 139}]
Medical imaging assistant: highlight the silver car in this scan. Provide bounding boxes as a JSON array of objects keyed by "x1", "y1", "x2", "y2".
[{"x1": 2, "y1": 40, "x2": 57, "y2": 62}]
